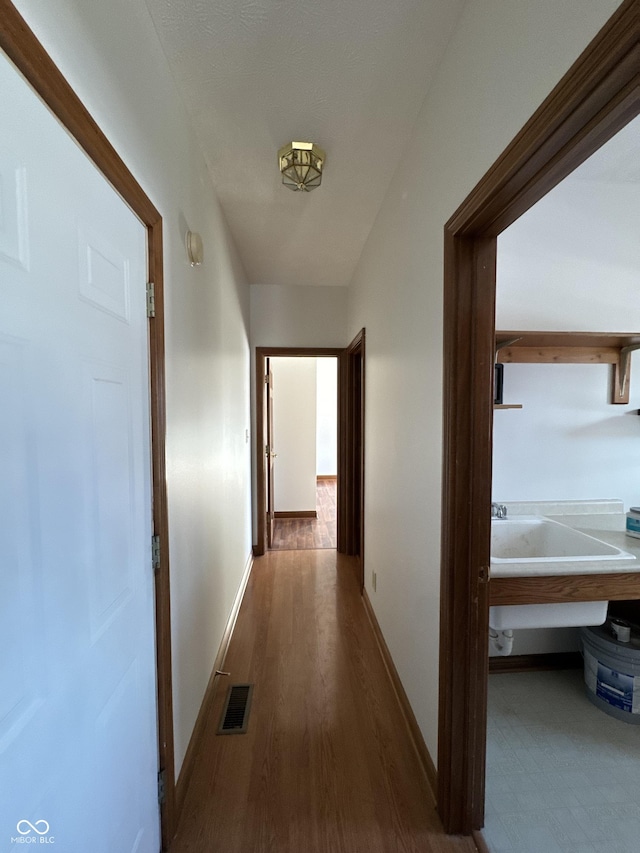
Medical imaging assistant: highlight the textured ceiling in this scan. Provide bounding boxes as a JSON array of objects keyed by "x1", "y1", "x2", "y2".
[{"x1": 143, "y1": 0, "x2": 466, "y2": 286}]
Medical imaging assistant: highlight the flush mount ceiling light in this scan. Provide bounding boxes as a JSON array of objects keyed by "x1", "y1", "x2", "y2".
[{"x1": 278, "y1": 141, "x2": 326, "y2": 192}]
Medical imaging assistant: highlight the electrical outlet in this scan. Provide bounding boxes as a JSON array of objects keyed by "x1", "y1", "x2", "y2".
[{"x1": 372, "y1": 571, "x2": 377, "y2": 592}]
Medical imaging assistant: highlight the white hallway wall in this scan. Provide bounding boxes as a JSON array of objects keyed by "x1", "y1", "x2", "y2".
[
  {"x1": 15, "y1": 0, "x2": 253, "y2": 777},
  {"x1": 251, "y1": 284, "x2": 348, "y2": 348},
  {"x1": 346, "y1": 0, "x2": 623, "y2": 761}
]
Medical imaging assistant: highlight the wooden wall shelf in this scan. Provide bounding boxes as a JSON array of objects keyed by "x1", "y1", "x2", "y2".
[{"x1": 496, "y1": 331, "x2": 640, "y2": 404}]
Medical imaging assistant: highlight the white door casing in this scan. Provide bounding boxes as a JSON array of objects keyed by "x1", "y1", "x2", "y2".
[{"x1": 0, "y1": 50, "x2": 160, "y2": 853}]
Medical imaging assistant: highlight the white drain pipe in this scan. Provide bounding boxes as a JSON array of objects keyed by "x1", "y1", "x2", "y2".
[{"x1": 489, "y1": 628, "x2": 514, "y2": 656}]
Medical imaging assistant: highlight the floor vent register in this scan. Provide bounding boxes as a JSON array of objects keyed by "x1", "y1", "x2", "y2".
[{"x1": 217, "y1": 683, "x2": 254, "y2": 735}]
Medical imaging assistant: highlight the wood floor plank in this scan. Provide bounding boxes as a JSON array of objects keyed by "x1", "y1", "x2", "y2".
[
  {"x1": 272, "y1": 480, "x2": 337, "y2": 550},
  {"x1": 170, "y1": 550, "x2": 476, "y2": 853}
]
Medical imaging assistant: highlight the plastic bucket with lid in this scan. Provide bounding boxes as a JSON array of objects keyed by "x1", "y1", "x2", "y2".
[{"x1": 581, "y1": 622, "x2": 640, "y2": 724}]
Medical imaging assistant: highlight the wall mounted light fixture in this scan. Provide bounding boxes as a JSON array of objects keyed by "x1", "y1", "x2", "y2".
[
  {"x1": 278, "y1": 141, "x2": 326, "y2": 192},
  {"x1": 186, "y1": 231, "x2": 203, "y2": 266}
]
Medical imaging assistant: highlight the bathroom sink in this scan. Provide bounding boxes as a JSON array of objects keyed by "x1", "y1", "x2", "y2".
[
  {"x1": 491, "y1": 516, "x2": 633, "y2": 564},
  {"x1": 489, "y1": 515, "x2": 631, "y2": 632},
  {"x1": 490, "y1": 600, "x2": 608, "y2": 630},
  {"x1": 489, "y1": 514, "x2": 635, "y2": 635}
]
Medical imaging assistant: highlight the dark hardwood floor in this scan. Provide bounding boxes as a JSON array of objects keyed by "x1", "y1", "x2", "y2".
[
  {"x1": 170, "y1": 549, "x2": 476, "y2": 853},
  {"x1": 271, "y1": 478, "x2": 337, "y2": 550}
]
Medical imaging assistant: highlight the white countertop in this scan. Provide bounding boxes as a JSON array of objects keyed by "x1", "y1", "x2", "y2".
[{"x1": 490, "y1": 499, "x2": 640, "y2": 578}]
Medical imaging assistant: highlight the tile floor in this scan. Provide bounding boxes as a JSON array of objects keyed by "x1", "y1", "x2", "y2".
[{"x1": 484, "y1": 668, "x2": 640, "y2": 853}]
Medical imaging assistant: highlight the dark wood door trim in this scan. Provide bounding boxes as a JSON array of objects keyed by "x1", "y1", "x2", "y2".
[
  {"x1": 337, "y1": 329, "x2": 366, "y2": 589},
  {"x1": 254, "y1": 347, "x2": 343, "y2": 556},
  {"x1": 439, "y1": 0, "x2": 639, "y2": 835},
  {"x1": 265, "y1": 358, "x2": 275, "y2": 548},
  {"x1": 0, "y1": 3, "x2": 176, "y2": 846}
]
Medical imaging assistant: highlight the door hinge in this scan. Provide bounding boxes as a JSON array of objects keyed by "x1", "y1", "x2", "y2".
[
  {"x1": 146, "y1": 282, "x2": 156, "y2": 318},
  {"x1": 479, "y1": 565, "x2": 490, "y2": 583},
  {"x1": 157, "y1": 769, "x2": 166, "y2": 804},
  {"x1": 152, "y1": 535, "x2": 161, "y2": 572}
]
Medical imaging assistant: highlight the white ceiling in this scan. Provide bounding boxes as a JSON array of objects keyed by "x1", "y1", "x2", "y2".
[{"x1": 142, "y1": 0, "x2": 466, "y2": 286}]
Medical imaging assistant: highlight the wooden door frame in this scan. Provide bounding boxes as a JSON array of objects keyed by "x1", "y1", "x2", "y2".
[
  {"x1": 438, "y1": 0, "x2": 638, "y2": 835},
  {"x1": 337, "y1": 329, "x2": 366, "y2": 589},
  {"x1": 265, "y1": 357, "x2": 275, "y2": 548},
  {"x1": 0, "y1": 3, "x2": 177, "y2": 847},
  {"x1": 254, "y1": 347, "x2": 343, "y2": 556}
]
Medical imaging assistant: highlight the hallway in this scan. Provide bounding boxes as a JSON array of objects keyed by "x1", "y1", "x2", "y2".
[{"x1": 170, "y1": 549, "x2": 475, "y2": 853}]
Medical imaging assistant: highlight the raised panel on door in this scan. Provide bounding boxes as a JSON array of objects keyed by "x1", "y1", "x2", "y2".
[{"x1": 0, "y1": 50, "x2": 159, "y2": 852}]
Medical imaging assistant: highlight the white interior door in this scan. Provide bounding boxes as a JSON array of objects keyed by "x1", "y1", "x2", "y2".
[{"x1": 0, "y1": 51, "x2": 160, "y2": 852}]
